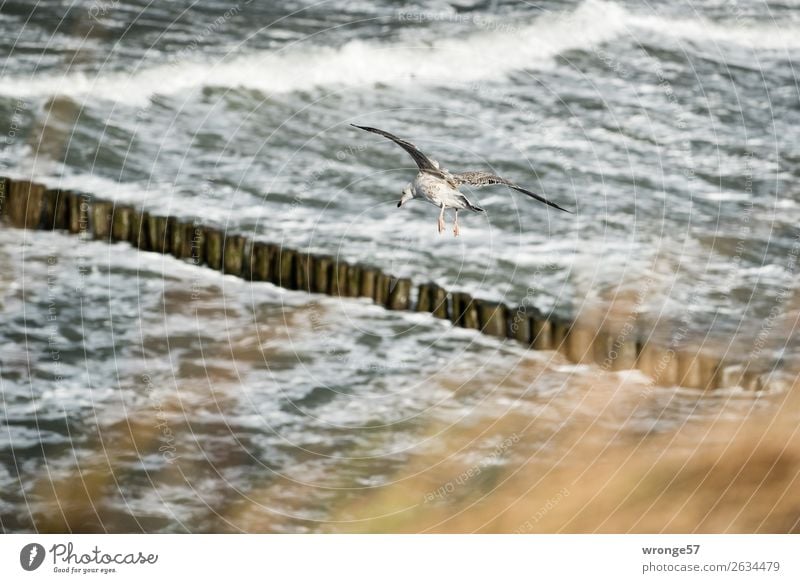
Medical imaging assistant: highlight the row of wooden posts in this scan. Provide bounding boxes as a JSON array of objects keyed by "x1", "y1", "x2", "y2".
[{"x1": 0, "y1": 177, "x2": 775, "y2": 392}]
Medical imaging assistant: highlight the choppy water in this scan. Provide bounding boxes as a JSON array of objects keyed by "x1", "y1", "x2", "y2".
[{"x1": 1, "y1": 0, "x2": 798, "y2": 532}]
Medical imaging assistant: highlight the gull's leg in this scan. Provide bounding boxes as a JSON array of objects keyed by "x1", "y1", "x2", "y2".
[
  {"x1": 453, "y1": 210, "x2": 460, "y2": 237},
  {"x1": 438, "y1": 204, "x2": 445, "y2": 235}
]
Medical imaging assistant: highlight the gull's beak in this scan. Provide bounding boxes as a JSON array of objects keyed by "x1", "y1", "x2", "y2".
[{"x1": 397, "y1": 200, "x2": 403, "y2": 208}]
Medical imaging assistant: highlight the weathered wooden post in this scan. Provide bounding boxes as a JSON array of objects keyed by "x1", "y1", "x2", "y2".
[
  {"x1": 719, "y1": 363, "x2": 759, "y2": 390},
  {"x1": 359, "y1": 266, "x2": 377, "y2": 299},
  {"x1": 477, "y1": 300, "x2": 508, "y2": 338},
  {"x1": 450, "y1": 292, "x2": 462, "y2": 325},
  {"x1": 40, "y1": 188, "x2": 69, "y2": 231},
  {"x1": 204, "y1": 227, "x2": 223, "y2": 271},
  {"x1": 594, "y1": 330, "x2": 637, "y2": 371},
  {"x1": 636, "y1": 341, "x2": 657, "y2": 379},
  {"x1": 345, "y1": 264, "x2": 361, "y2": 297},
  {"x1": 168, "y1": 217, "x2": 185, "y2": 258},
  {"x1": 676, "y1": 351, "x2": 705, "y2": 389},
  {"x1": 129, "y1": 208, "x2": 149, "y2": 250},
  {"x1": 531, "y1": 310, "x2": 553, "y2": 350},
  {"x1": 637, "y1": 341, "x2": 678, "y2": 386},
  {"x1": 294, "y1": 252, "x2": 312, "y2": 293},
  {"x1": 374, "y1": 272, "x2": 390, "y2": 305},
  {"x1": 186, "y1": 222, "x2": 204, "y2": 265},
  {"x1": 676, "y1": 350, "x2": 723, "y2": 390},
  {"x1": 0, "y1": 177, "x2": 8, "y2": 217},
  {"x1": 506, "y1": 306, "x2": 531, "y2": 344},
  {"x1": 451, "y1": 292, "x2": 479, "y2": 329},
  {"x1": 416, "y1": 283, "x2": 433, "y2": 312},
  {"x1": 147, "y1": 214, "x2": 171, "y2": 254},
  {"x1": 387, "y1": 277, "x2": 412, "y2": 310},
  {"x1": 67, "y1": 191, "x2": 91, "y2": 235},
  {"x1": 277, "y1": 247, "x2": 297, "y2": 289},
  {"x1": 331, "y1": 261, "x2": 348, "y2": 296},
  {"x1": 91, "y1": 199, "x2": 113, "y2": 241},
  {"x1": 564, "y1": 323, "x2": 595, "y2": 364},
  {"x1": 264, "y1": 243, "x2": 280, "y2": 282},
  {"x1": 550, "y1": 316, "x2": 570, "y2": 353},
  {"x1": 698, "y1": 354, "x2": 721, "y2": 390},
  {"x1": 111, "y1": 205, "x2": 133, "y2": 242},
  {"x1": 431, "y1": 284, "x2": 449, "y2": 320},
  {"x1": 312, "y1": 255, "x2": 333, "y2": 294},
  {"x1": 249, "y1": 241, "x2": 276, "y2": 282},
  {"x1": 223, "y1": 234, "x2": 246, "y2": 276},
  {"x1": 7, "y1": 180, "x2": 45, "y2": 229}
]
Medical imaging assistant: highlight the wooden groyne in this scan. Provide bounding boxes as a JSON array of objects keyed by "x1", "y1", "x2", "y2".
[{"x1": 0, "y1": 176, "x2": 784, "y2": 392}]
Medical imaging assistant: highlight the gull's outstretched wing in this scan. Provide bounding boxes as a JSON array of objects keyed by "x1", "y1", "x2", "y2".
[
  {"x1": 351, "y1": 124, "x2": 442, "y2": 175},
  {"x1": 453, "y1": 171, "x2": 573, "y2": 214}
]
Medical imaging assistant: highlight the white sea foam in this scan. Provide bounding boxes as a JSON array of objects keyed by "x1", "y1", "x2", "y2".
[{"x1": 1, "y1": 0, "x2": 797, "y2": 105}]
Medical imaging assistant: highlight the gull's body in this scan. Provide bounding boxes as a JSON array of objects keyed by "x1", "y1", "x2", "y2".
[{"x1": 352, "y1": 123, "x2": 572, "y2": 236}]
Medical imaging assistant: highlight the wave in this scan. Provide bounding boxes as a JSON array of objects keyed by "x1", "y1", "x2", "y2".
[{"x1": 1, "y1": 0, "x2": 798, "y2": 106}]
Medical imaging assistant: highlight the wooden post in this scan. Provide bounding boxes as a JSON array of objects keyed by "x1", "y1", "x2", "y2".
[
  {"x1": 40, "y1": 187, "x2": 57, "y2": 230},
  {"x1": 637, "y1": 341, "x2": 678, "y2": 386},
  {"x1": 374, "y1": 272, "x2": 390, "y2": 305},
  {"x1": 452, "y1": 292, "x2": 479, "y2": 329},
  {"x1": 129, "y1": 209, "x2": 149, "y2": 250},
  {"x1": 40, "y1": 188, "x2": 69, "y2": 231},
  {"x1": 754, "y1": 372, "x2": 786, "y2": 392},
  {"x1": 312, "y1": 255, "x2": 333, "y2": 294},
  {"x1": 67, "y1": 191, "x2": 91, "y2": 235},
  {"x1": 91, "y1": 199, "x2": 113, "y2": 241},
  {"x1": 111, "y1": 205, "x2": 132, "y2": 242},
  {"x1": 186, "y1": 222, "x2": 205, "y2": 266},
  {"x1": 0, "y1": 176, "x2": 8, "y2": 217},
  {"x1": 565, "y1": 323, "x2": 595, "y2": 364},
  {"x1": 677, "y1": 351, "x2": 705, "y2": 389},
  {"x1": 636, "y1": 341, "x2": 659, "y2": 379},
  {"x1": 431, "y1": 285, "x2": 449, "y2": 320},
  {"x1": 331, "y1": 262, "x2": 348, "y2": 296},
  {"x1": 294, "y1": 252, "x2": 312, "y2": 293},
  {"x1": 277, "y1": 247, "x2": 296, "y2": 289},
  {"x1": 416, "y1": 283, "x2": 433, "y2": 312},
  {"x1": 250, "y1": 241, "x2": 275, "y2": 282},
  {"x1": 450, "y1": 293, "x2": 462, "y2": 324},
  {"x1": 698, "y1": 354, "x2": 721, "y2": 390},
  {"x1": 719, "y1": 363, "x2": 759, "y2": 390},
  {"x1": 359, "y1": 267, "x2": 377, "y2": 299},
  {"x1": 507, "y1": 306, "x2": 531, "y2": 344},
  {"x1": 550, "y1": 316, "x2": 570, "y2": 354},
  {"x1": 8, "y1": 180, "x2": 45, "y2": 229},
  {"x1": 594, "y1": 331, "x2": 637, "y2": 371},
  {"x1": 168, "y1": 217, "x2": 185, "y2": 258},
  {"x1": 477, "y1": 300, "x2": 507, "y2": 338},
  {"x1": 346, "y1": 264, "x2": 361, "y2": 297},
  {"x1": 223, "y1": 234, "x2": 245, "y2": 276},
  {"x1": 462, "y1": 295, "x2": 480, "y2": 330},
  {"x1": 147, "y1": 215, "x2": 171, "y2": 254},
  {"x1": 239, "y1": 238, "x2": 254, "y2": 281},
  {"x1": 531, "y1": 312, "x2": 553, "y2": 350},
  {"x1": 387, "y1": 277, "x2": 412, "y2": 310},
  {"x1": 204, "y1": 227, "x2": 223, "y2": 271}
]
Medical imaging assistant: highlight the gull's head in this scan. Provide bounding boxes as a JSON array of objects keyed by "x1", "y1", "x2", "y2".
[{"x1": 397, "y1": 184, "x2": 414, "y2": 207}]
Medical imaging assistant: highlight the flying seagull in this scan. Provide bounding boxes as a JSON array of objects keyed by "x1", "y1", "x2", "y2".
[{"x1": 352, "y1": 124, "x2": 572, "y2": 236}]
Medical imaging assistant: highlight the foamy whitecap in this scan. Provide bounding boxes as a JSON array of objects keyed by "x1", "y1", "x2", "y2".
[{"x1": 3, "y1": 0, "x2": 797, "y2": 106}]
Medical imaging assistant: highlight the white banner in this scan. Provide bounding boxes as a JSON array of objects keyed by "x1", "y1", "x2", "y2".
[{"x1": 1, "y1": 535, "x2": 796, "y2": 582}]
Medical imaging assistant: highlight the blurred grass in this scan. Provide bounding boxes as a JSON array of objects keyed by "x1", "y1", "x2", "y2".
[
  {"x1": 18, "y1": 351, "x2": 800, "y2": 534},
  {"x1": 326, "y1": 380, "x2": 800, "y2": 533}
]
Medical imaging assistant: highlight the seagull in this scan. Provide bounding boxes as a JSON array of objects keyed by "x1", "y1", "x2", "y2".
[{"x1": 351, "y1": 124, "x2": 572, "y2": 236}]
